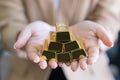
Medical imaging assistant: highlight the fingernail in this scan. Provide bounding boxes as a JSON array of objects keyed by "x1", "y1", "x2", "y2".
[
  {"x1": 33, "y1": 57, "x2": 40, "y2": 63},
  {"x1": 40, "y1": 65, "x2": 46, "y2": 69},
  {"x1": 51, "y1": 62, "x2": 58, "y2": 69},
  {"x1": 80, "y1": 62, "x2": 87, "y2": 71},
  {"x1": 39, "y1": 60, "x2": 47, "y2": 69},
  {"x1": 13, "y1": 43, "x2": 17, "y2": 49},
  {"x1": 87, "y1": 58, "x2": 95, "y2": 65}
]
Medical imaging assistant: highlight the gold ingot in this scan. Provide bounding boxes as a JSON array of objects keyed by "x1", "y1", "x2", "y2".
[
  {"x1": 50, "y1": 31, "x2": 56, "y2": 41},
  {"x1": 56, "y1": 23, "x2": 69, "y2": 32},
  {"x1": 56, "y1": 32, "x2": 71, "y2": 43},
  {"x1": 43, "y1": 39, "x2": 49, "y2": 50},
  {"x1": 57, "y1": 52, "x2": 70, "y2": 62},
  {"x1": 41, "y1": 40, "x2": 56, "y2": 60},
  {"x1": 71, "y1": 49, "x2": 88, "y2": 61},
  {"x1": 48, "y1": 42, "x2": 63, "y2": 52},
  {"x1": 56, "y1": 23, "x2": 71, "y2": 43},
  {"x1": 42, "y1": 50, "x2": 56, "y2": 60},
  {"x1": 41, "y1": 23, "x2": 88, "y2": 62},
  {"x1": 48, "y1": 31, "x2": 63, "y2": 52},
  {"x1": 64, "y1": 40, "x2": 81, "y2": 52}
]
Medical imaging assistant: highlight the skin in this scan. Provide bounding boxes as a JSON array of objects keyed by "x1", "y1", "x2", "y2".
[{"x1": 14, "y1": 21, "x2": 113, "y2": 71}]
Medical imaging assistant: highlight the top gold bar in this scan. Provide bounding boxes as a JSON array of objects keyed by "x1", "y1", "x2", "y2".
[{"x1": 56, "y1": 23, "x2": 69, "y2": 32}]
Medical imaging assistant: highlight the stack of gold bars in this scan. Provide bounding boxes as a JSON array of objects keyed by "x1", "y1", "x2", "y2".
[{"x1": 41, "y1": 23, "x2": 88, "y2": 62}]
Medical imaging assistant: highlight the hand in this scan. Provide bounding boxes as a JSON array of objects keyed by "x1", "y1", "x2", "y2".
[
  {"x1": 69, "y1": 21, "x2": 113, "y2": 71},
  {"x1": 14, "y1": 21, "x2": 58, "y2": 69}
]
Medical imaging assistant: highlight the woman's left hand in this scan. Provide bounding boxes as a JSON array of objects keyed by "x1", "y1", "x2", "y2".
[{"x1": 69, "y1": 21, "x2": 113, "y2": 71}]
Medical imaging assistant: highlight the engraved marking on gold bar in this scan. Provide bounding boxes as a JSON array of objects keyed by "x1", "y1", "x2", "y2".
[{"x1": 56, "y1": 23, "x2": 69, "y2": 32}]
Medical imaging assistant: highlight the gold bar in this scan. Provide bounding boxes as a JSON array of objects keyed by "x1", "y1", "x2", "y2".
[
  {"x1": 55, "y1": 23, "x2": 71, "y2": 43},
  {"x1": 57, "y1": 52, "x2": 70, "y2": 62},
  {"x1": 64, "y1": 40, "x2": 81, "y2": 52},
  {"x1": 48, "y1": 42, "x2": 63, "y2": 52},
  {"x1": 43, "y1": 39, "x2": 49, "y2": 50},
  {"x1": 71, "y1": 49, "x2": 88, "y2": 61},
  {"x1": 69, "y1": 30, "x2": 76, "y2": 41},
  {"x1": 56, "y1": 32, "x2": 71, "y2": 43},
  {"x1": 42, "y1": 50, "x2": 56, "y2": 60},
  {"x1": 40, "y1": 23, "x2": 88, "y2": 62},
  {"x1": 49, "y1": 31, "x2": 63, "y2": 52},
  {"x1": 50, "y1": 31, "x2": 56, "y2": 41},
  {"x1": 41, "y1": 40, "x2": 56, "y2": 60},
  {"x1": 56, "y1": 23, "x2": 69, "y2": 32}
]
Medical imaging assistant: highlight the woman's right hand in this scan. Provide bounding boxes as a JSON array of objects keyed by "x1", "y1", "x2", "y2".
[{"x1": 14, "y1": 21, "x2": 58, "y2": 69}]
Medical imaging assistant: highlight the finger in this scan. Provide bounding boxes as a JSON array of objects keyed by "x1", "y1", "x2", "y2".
[
  {"x1": 87, "y1": 46, "x2": 99, "y2": 65},
  {"x1": 79, "y1": 58, "x2": 87, "y2": 70},
  {"x1": 71, "y1": 61, "x2": 79, "y2": 72},
  {"x1": 38, "y1": 58, "x2": 47, "y2": 69},
  {"x1": 48, "y1": 59, "x2": 58, "y2": 69},
  {"x1": 14, "y1": 27, "x2": 32, "y2": 49},
  {"x1": 26, "y1": 46, "x2": 40, "y2": 63},
  {"x1": 96, "y1": 26, "x2": 113, "y2": 47}
]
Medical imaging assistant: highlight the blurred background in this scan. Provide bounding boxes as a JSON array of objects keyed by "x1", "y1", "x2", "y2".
[
  {"x1": 106, "y1": 31, "x2": 120, "y2": 80},
  {"x1": 0, "y1": 34, "x2": 12, "y2": 80}
]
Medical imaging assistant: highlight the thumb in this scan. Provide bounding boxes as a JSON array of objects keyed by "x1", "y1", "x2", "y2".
[
  {"x1": 14, "y1": 27, "x2": 32, "y2": 49},
  {"x1": 96, "y1": 26, "x2": 113, "y2": 47}
]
